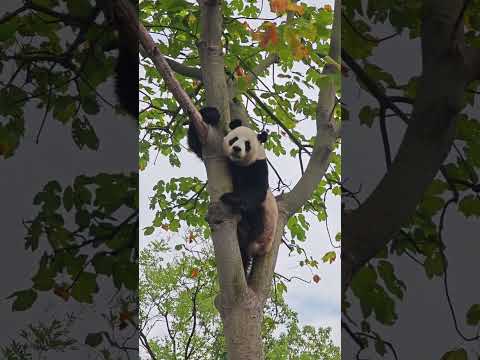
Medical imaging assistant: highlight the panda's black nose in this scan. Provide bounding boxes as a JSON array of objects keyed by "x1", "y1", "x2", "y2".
[{"x1": 232, "y1": 146, "x2": 241, "y2": 153}]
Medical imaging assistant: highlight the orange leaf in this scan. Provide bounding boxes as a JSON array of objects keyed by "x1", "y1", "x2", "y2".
[
  {"x1": 234, "y1": 65, "x2": 246, "y2": 77},
  {"x1": 293, "y1": 44, "x2": 309, "y2": 60},
  {"x1": 270, "y1": 0, "x2": 289, "y2": 14},
  {"x1": 260, "y1": 22, "x2": 279, "y2": 48},
  {"x1": 0, "y1": 143, "x2": 10, "y2": 155},
  {"x1": 188, "y1": 231, "x2": 197, "y2": 243},
  {"x1": 191, "y1": 268, "x2": 199, "y2": 278},
  {"x1": 54, "y1": 287, "x2": 70, "y2": 301},
  {"x1": 324, "y1": 4, "x2": 332, "y2": 12},
  {"x1": 120, "y1": 310, "x2": 132, "y2": 322}
]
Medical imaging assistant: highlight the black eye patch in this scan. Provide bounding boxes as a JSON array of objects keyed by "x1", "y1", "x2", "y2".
[
  {"x1": 245, "y1": 141, "x2": 251, "y2": 152},
  {"x1": 228, "y1": 137, "x2": 238, "y2": 146}
]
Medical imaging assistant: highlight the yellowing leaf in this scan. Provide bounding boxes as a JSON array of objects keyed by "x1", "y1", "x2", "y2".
[
  {"x1": 270, "y1": 0, "x2": 304, "y2": 15},
  {"x1": 187, "y1": 14, "x2": 196, "y2": 26},
  {"x1": 322, "y1": 251, "x2": 336, "y2": 264},
  {"x1": 286, "y1": 2, "x2": 305, "y2": 15},
  {"x1": 251, "y1": 31, "x2": 263, "y2": 41},
  {"x1": 286, "y1": 31, "x2": 309, "y2": 60},
  {"x1": 324, "y1": 4, "x2": 332, "y2": 12},
  {"x1": 293, "y1": 44, "x2": 309, "y2": 60}
]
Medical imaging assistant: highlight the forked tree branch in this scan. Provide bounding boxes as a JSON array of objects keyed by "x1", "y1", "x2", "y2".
[
  {"x1": 281, "y1": 0, "x2": 341, "y2": 217},
  {"x1": 250, "y1": 0, "x2": 341, "y2": 296}
]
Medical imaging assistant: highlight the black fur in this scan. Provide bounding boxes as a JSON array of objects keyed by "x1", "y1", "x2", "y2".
[
  {"x1": 257, "y1": 131, "x2": 268, "y2": 144},
  {"x1": 187, "y1": 107, "x2": 220, "y2": 159},
  {"x1": 229, "y1": 119, "x2": 242, "y2": 129},
  {"x1": 115, "y1": 44, "x2": 138, "y2": 118},
  {"x1": 220, "y1": 159, "x2": 269, "y2": 272}
]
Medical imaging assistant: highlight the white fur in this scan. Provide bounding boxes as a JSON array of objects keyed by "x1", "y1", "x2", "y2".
[{"x1": 223, "y1": 126, "x2": 266, "y2": 166}]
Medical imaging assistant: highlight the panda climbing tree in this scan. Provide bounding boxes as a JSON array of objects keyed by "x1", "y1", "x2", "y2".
[
  {"x1": 136, "y1": 0, "x2": 341, "y2": 358},
  {"x1": 188, "y1": 108, "x2": 278, "y2": 275}
]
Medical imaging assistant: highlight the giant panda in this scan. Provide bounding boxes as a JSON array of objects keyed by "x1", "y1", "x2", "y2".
[
  {"x1": 187, "y1": 109, "x2": 278, "y2": 274},
  {"x1": 221, "y1": 119, "x2": 278, "y2": 274}
]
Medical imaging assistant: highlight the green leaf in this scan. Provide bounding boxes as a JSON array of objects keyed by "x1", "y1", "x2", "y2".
[
  {"x1": 53, "y1": 96, "x2": 76, "y2": 123},
  {"x1": 92, "y1": 253, "x2": 116, "y2": 275},
  {"x1": 9, "y1": 289, "x2": 38, "y2": 311},
  {"x1": 75, "y1": 209, "x2": 90, "y2": 228},
  {"x1": 321, "y1": 251, "x2": 336, "y2": 264},
  {"x1": 32, "y1": 257, "x2": 55, "y2": 291},
  {"x1": 441, "y1": 349, "x2": 468, "y2": 360},
  {"x1": 459, "y1": 195, "x2": 480, "y2": 218},
  {"x1": 71, "y1": 272, "x2": 98, "y2": 303},
  {"x1": 144, "y1": 226, "x2": 155, "y2": 236},
  {"x1": 113, "y1": 261, "x2": 138, "y2": 290},
  {"x1": 72, "y1": 116, "x2": 99, "y2": 150},
  {"x1": 374, "y1": 338, "x2": 386, "y2": 356},
  {"x1": 0, "y1": 19, "x2": 17, "y2": 41},
  {"x1": 67, "y1": 0, "x2": 93, "y2": 17},
  {"x1": 378, "y1": 260, "x2": 405, "y2": 299},
  {"x1": 466, "y1": 304, "x2": 480, "y2": 326},
  {"x1": 359, "y1": 105, "x2": 377, "y2": 127},
  {"x1": 85, "y1": 332, "x2": 103, "y2": 347}
]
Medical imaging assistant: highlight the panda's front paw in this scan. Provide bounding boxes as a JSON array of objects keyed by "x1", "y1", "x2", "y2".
[{"x1": 221, "y1": 193, "x2": 244, "y2": 210}]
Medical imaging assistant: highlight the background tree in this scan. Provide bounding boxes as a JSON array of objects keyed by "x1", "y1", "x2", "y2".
[
  {"x1": 341, "y1": 0, "x2": 480, "y2": 358},
  {"x1": 0, "y1": 1, "x2": 138, "y2": 358},
  {"x1": 138, "y1": 0, "x2": 341, "y2": 358},
  {"x1": 140, "y1": 232, "x2": 340, "y2": 359}
]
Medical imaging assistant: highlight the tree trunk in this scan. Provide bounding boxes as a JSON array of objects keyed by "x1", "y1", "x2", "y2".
[{"x1": 217, "y1": 289, "x2": 265, "y2": 360}]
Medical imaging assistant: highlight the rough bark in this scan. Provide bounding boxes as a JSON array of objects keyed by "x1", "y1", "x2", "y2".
[
  {"x1": 342, "y1": 0, "x2": 480, "y2": 292},
  {"x1": 196, "y1": 1, "x2": 263, "y2": 357}
]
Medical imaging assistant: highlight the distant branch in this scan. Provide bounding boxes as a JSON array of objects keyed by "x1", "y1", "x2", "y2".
[
  {"x1": 119, "y1": 0, "x2": 207, "y2": 141},
  {"x1": 165, "y1": 58, "x2": 202, "y2": 80}
]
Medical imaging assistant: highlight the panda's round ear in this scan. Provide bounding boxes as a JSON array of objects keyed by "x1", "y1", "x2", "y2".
[
  {"x1": 229, "y1": 119, "x2": 242, "y2": 130},
  {"x1": 257, "y1": 131, "x2": 268, "y2": 143}
]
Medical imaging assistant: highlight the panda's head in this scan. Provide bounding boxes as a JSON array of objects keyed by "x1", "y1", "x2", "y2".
[{"x1": 223, "y1": 119, "x2": 268, "y2": 166}]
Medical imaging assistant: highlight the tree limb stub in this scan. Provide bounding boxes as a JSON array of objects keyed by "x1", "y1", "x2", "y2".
[{"x1": 165, "y1": 58, "x2": 203, "y2": 80}]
